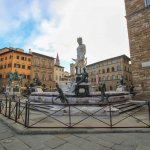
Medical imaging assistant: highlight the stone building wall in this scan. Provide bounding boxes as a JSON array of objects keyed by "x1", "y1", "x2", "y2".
[
  {"x1": 86, "y1": 55, "x2": 132, "y2": 91},
  {"x1": 31, "y1": 52, "x2": 55, "y2": 91},
  {"x1": 124, "y1": 0, "x2": 150, "y2": 93},
  {"x1": 54, "y1": 65, "x2": 64, "y2": 84}
]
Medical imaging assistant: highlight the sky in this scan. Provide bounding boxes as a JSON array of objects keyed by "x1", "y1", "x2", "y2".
[{"x1": 0, "y1": 0, "x2": 130, "y2": 72}]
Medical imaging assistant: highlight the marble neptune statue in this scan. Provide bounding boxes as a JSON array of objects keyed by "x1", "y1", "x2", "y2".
[{"x1": 72, "y1": 37, "x2": 87, "y2": 74}]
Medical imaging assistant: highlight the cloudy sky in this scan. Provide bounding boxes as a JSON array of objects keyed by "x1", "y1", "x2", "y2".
[{"x1": 0, "y1": 0, "x2": 130, "y2": 71}]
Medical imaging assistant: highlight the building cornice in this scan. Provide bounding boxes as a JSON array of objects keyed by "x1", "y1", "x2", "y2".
[{"x1": 87, "y1": 55, "x2": 130, "y2": 67}]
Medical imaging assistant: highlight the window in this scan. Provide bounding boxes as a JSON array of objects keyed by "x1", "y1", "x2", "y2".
[
  {"x1": 146, "y1": 0, "x2": 150, "y2": 6},
  {"x1": 16, "y1": 56, "x2": 19, "y2": 59},
  {"x1": 117, "y1": 65, "x2": 121, "y2": 71},
  {"x1": 27, "y1": 75, "x2": 30, "y2": 79},
  {"x1": 103, "y1": 62, "x2": 107, "y2": 66},
  {"x1": 112, "y1": 67, "x2": 115, "y2": 72},
  {"x1": 28, "y1": 66, "x2": 31, "y2": 70},
  {"x1": 0, "y1": 58, "x2": 3, "y2": 61},
  {"x1": 21, "y1": 57, "x2": 24, "y2": 60},
  {"x1": 24, "y1": 57, "x2": 27, "y2": 61},
  {"x1": 24, "y1": 75, "x2": 26, "y2": 79},
  {"x1": 28, "y1": 58, "x2": 31, "y2": 62},
  {"x1": 4, "y1": 64, "x2": 6, "y2": 69},
  {"x1": 22, "y1": 65, "x2": 25, "y2": 69},
  {"x1": 5, "y1": 57, "x2": 7, "y2": 60},
  {"x1": 9, "y1": 55, "x2": 12, "y2": 59},
  {"x1": 14, "y1": 64, "x2": 20, "y2": 68},
  {"x1": 8, "y1": 64, "x2": 11, "y2": 68},
  {"x1": 107, "y1": 68, "x2": 110, "y2": 73},
  {"x1": 0, "y1": 65, "x2": 3, "y2": 69},
  {"x1": 112, "y1": 75, "x2": 115, "y2": 80},
  {"x1": 112, "y1": 59, "x2": 116, "y2": 64}
]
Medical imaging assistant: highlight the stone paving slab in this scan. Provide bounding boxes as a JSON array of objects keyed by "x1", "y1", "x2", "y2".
[
  {"x1": 0, "y1": 137, "x2": 32, "y2": 150},
  {"x1": 80, "y1": 140, "x2": 110, "y2": 150},
  {"x1": 55, "y1": 143, "x2": 83, "y2": 150},
  {"x1": 111, "y1": 144, "x2": 135, "y2": 150},
  {"x1": 0, "y1": 130, "x2": 14, "y2": 140},
  {"x1": 86, "y1": 136, "x2": 114, "y2": 148},
  {"x1": 60, "y1": 135, "x2": 89, "y2": 147},
  {"x1": 16, "y1": 135, "x2": 47, "y2": 150},
  {"x1": 44, "y1": 137, "x2": 67, "y2": 149}
]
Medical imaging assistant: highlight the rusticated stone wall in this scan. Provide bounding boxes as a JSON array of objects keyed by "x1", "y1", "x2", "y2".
[{"x1": 124, "y1": 0, "x2": 150, "y2": 93}]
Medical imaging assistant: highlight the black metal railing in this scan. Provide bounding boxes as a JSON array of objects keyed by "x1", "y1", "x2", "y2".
[{"x1": 0, "y1": 95, "x2": 150, "y2": 128}]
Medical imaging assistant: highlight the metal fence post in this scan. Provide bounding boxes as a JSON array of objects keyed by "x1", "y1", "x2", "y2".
[
  {"x1": 0, "y1": 100, "x2": 2, "y2": 113},
  {"x1": 109, "y1": 99, "x2": 112, "y2": 128},
  {"x1": 15, "y1": 102, "x2": 18, "y2": 122},
  {"x1": 18, "y1": 99, "x2": 20, "y2": 119},
  {"x1": 148, "y1": 101, "x2": 150, "y2": 122},
  {"x1": 5, "y1": 96, "x2": 8, "y2": 116},
  {"x1": 8, "y1": 98, "x2": 11, "y2": 118},
  {"x1": 27, "y1": 101, "x2": 30, "y2": 127},
  {"x1": 68, "y1": 104, "x2": 71, "y2": 127},
  {"x1": 25, "y1": 101, "x2": 28, "y2": 127}
]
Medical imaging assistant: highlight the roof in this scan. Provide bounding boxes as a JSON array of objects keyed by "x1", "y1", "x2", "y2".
[
  {"x1": 54, "y1": 64, "x2": 64, "y2": 68},
  {"x1": 0, "y1": 49, "x2": 32, "y2": 56},
  {"x1": 32, "y1": 52, "x2": 55, "y2": 59},
  {"x1": 87, "y1": 55, "x2": 130, "y2": 67}
]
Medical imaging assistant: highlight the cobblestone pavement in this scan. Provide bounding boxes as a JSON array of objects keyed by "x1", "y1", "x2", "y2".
[{"x1": 0, "y1": 121, "x2": 150, "y2": 150}]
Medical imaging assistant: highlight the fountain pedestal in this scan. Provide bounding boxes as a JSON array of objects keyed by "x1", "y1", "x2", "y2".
[{"x1": 74, "y1": 83, "x2": 90, "y2": 97}]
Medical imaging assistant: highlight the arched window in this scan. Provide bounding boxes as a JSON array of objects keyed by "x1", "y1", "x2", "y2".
[
  {"x1": 112, "y1": 67, "x2": 115, "y2": 72},
  {"x1": 107, "y1": 68, "x2": 110, "y2": 73}
]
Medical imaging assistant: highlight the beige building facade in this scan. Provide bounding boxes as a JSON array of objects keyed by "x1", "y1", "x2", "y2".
[
  {"x1": 31, "y1": 52, "x2": 55, "y2": 91},
  {"x1": 124, "y1": 0, "x2": 150, "y2": 93},
  {"x1": 54, "y1": 65, "x2": 64, "y2": 84},
  {"x1": 86, "y1": 55, "x2": 132, "y2": 91}
]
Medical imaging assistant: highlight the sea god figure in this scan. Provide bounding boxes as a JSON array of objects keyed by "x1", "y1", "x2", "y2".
[{"x1": 72, "y1": 37, "x2": 87, "y2": 74}]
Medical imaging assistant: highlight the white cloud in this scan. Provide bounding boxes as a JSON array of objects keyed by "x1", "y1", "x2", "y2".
[{"x1": 24, "y1": 0, "x2": 129, "y2": 71}]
